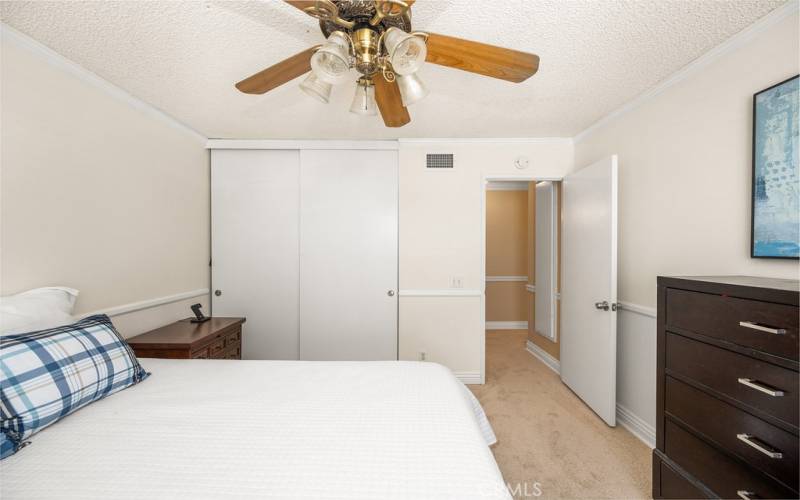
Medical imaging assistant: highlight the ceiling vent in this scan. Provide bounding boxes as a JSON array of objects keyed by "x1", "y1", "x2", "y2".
[{"x1": 426, "y1": 154, "x2": 454, "y2": 169}]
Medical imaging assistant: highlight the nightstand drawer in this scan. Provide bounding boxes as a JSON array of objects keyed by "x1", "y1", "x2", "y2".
[{"x1": 666, "y1": 332, "x2": 798, "y2": 428}]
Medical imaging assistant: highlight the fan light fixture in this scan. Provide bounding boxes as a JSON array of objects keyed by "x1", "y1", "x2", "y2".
[
  {"x1": 310, "y1": 31, "x2": 351, "y2": 84},
  {"x1": 235, "y1": 1, "x2": 541, "y2": 128},
  {"x1": 384, "y1": 27, "x2": 427, "y2": 76},
  {"x1": 396, "y1": 73, "x2": 428, "y2": 106},
  {"x1": 300, "y1": 73, "x2": 333, "y2": 103},
  {"x1": 350, "y1": 78, "x2": 377, "y2": 115}
]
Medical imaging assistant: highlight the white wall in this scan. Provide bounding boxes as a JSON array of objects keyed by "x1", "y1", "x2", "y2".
[
  {"x1": 574, "y1": 7, "x2": 800, "y2": 443},
  {"x1": 398, "y1": 140, "x2": 573, "y2": 378},
  {"x1": 1, "y1": 25, "x2": 210, "y2": 337}
]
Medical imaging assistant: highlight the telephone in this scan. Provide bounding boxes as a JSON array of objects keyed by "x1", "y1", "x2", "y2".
[{"x1": 190, "y1": 303, "x2": 210, "y2": 323}]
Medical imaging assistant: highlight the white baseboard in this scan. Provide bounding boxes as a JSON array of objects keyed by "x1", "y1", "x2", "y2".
[
  {"x1": 525, "y1": 340, "x2": 560, "y2": 374},
  {"x1": 454, "y1": 371, "x2": 482, "y2": 385},
  {"x1": 486, "y1": 321, "x2": 528, "y2": 330},
  {"x1": 616, "y1": 403, "x2": 656, "y2": 449}
]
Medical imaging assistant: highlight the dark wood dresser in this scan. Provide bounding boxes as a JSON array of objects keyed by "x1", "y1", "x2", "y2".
[
  {"x1": 653, "y1": 276, "x2": 799, "y2": 499},
  {"x1": 126, "y1": 317, "x2": 246, "y2": 360}
]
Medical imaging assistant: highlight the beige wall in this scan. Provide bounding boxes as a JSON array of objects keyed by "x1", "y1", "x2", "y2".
[
  {"x1": 485, "y1": 189, "x2": 528, "y2": 322},
  {"x1": 527, "y1": 181, "x2": 561, "y2": 360},
  {"x1": 399, "y1": 140, "x2": 574, "y2": 375},
  {"x1": 575, "y1": 12, "x2": 800, "y2": 308},
  {"x1": 0, "y1": 27, "x2": 210, "y2": 317}
]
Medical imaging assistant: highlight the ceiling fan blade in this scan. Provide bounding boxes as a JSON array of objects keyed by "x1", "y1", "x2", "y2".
[
  {"x1": 373, "y1": 74, "x2": 411, "y2": 128},
  {"x1": 424, "y1": 32, "x2": 539, "y2": 83},
  {"x1": 235, "y1": 47, "x2": 317, "y2": 95}
]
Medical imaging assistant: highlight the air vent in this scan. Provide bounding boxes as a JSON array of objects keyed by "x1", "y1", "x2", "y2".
[{"x1": 426, "y1": 153, "x2": 454, "y2": 169}]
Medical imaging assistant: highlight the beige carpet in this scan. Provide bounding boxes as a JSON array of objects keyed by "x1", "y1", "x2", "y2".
[{"x1": 470, "y1": 331, "x2": 651, "y2": 499}]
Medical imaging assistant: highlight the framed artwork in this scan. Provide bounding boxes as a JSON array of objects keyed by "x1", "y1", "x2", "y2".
[{"x1": 751, "y1": 75, "x2": 799, "y2": 259}]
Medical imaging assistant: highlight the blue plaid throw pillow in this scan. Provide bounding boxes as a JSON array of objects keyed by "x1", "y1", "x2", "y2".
[{"x1": 0, "y1": 314, "x2": 149, "y2": 459}]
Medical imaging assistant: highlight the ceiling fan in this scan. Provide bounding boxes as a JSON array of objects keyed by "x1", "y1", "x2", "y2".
[{"x1": 235, "y1": 0, "x2": 540, "y2": 128}]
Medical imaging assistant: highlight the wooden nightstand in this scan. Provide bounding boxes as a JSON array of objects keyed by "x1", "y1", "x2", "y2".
[{"x1": 126, "y1": 317, "x2": 246, "y2": 359}]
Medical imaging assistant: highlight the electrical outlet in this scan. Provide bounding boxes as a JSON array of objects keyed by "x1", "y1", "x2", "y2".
[
  {"x1": 450, "y1": 276, "x2": 464, "y2": 288},
  {"x1": 419, "y1": 351, "x2": 427, "y2": 361}
]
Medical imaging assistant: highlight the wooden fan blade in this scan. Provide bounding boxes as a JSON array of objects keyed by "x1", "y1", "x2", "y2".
[
  {"x1": 425, "y1": 33, "x2": 539, "y2": 83},
  {"x1": 373, "y1": 74, "x2": 410, "y2": 128},
  {"x1": 235, "y1": 47, "x2": 317, "y2": 95}
]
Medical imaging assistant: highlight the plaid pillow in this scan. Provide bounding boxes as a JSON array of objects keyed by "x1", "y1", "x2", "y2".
[{"x1": 0, "y1": 314, "x2": 148, "y2": 458}]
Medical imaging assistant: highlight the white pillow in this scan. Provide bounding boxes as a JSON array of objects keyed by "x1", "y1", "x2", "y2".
[{"x1": 0, "y1": 287, "x2": 79, "y2": 335}]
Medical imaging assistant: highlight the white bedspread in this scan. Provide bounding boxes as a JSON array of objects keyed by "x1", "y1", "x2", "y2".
[{"x1": 2, "y1": 359, "x2": 509, "y2": 499}]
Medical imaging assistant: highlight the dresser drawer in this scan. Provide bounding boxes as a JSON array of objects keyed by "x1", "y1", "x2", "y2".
[
  {"x1": 666, "y1": 288, "x2": 799, "y2": 361},
  {"x1": 191, "y1": 346, "x2": 209, "y2": 359},
  {"x1": 658, "y1": 457, "x2": 709, "y2": 499},
  {"x1": 666, "y1": 332, "x2": 798, "y2": 428},
  {"x1": 665, "y1": 419, "x2": 797, "y2": 499},
  {"x1": 665, "y1": 377, "x2": 798, "y2": 489}
]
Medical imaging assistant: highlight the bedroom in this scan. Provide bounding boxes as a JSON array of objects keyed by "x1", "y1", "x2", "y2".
[{"x1": 1, "y1": 1, "x2": 799, "y2": 499}]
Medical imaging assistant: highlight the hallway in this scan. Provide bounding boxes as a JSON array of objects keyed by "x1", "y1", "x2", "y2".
[{"x1": 470, "y1": 331, "x2": 651, "y2": 499}]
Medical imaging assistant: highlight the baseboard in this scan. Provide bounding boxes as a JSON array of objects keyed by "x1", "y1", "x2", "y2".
[
  {"x1": 486, "y1": 321, "x2": 528, "y2": 330},
  {"x1": 616, "y1": 403, "x2": 656, "y2": 449},
  {"x1": 454, "y1": 371, "x2": 482, "y2": 385},
  {"x1": 525, "y1": 340, "x2": 560, "y2": 374}
]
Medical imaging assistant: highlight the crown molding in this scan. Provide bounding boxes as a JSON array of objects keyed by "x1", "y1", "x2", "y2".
[
  {"x1": 573, "y1": 1, "x2": 799, "y2": 144},
  {"x1": 206, "y1": 139, "x2": 399, "y2": 150},
  {"x1": 1, "y1": 22, "x2": 207, "y2": 144}
]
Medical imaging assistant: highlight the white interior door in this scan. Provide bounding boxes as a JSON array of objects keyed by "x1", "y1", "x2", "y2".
[
  {"x1": 211, "y1": 149, "x2": 300, "y2": 360},
  {"x1": 298, "y1": 149, "x2": 398, "y2": 360},
  {"x1": 560, "y1": 155, "x2": 618, "y2": 426}
]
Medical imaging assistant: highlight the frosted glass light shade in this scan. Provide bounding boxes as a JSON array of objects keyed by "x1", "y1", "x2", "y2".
[
  {"x1": 397, "y1": 73, "x2": 428, "y2": 106},
  {"x1": 384, "y1": 27, "x2": 427, "y2": 76},
  {"x1": 310, "y1": 31, "x2": 351, "y2": 84},
  {"x1": 349, "y1": 81, "x2": 377, "y2": 115},
  {"x1": 300, "y1": 73, "x2": 332, "y2": 103}
]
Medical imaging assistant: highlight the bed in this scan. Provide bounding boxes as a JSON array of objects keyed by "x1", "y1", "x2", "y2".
[{"x1": 1, "y1": 358, "x2": 509, "y2": 499}]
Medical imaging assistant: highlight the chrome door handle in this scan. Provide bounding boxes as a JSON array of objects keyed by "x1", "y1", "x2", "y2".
[
  {"x1": 737, "y1": 491, "x2": 755, "y2": 500},
  {"x1": 387, "y1": 290, "x2": 395, "y2": 297},
  {"x1": 739, "y1": 321, "x2": 786, "y2": 335},
  {"x1": 738, "y1": 378, "x2": 784, "y2": 397},
  {"x1": 736, "y1": 433, "x2": 783, "y2": 459},
  {"x1": 594, "y1": 301, "x2": 609, "y2": 311}
]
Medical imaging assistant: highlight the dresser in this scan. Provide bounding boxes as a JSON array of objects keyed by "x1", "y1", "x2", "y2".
[
  {"x1": 653, "y1": 276, "x2": 799, "y2": 499},
  {"x1": 126, "y1": 317, "x2": 246, "y2": 360}
]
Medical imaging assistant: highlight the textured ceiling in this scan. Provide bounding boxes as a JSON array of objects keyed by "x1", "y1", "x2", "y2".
[{"x1": 0, "y1": 0, "x2": 786, "y2": 139}]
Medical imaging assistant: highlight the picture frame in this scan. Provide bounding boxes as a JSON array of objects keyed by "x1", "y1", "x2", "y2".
[{"x1": 751, "y1": 74, "x2": 799, "y2": 259}]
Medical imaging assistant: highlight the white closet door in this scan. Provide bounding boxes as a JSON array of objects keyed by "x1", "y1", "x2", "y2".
[
  {"x1": 211, "y1": 149, "x2": 300, "y2": 360},
  {"x1": 534, "y1": 181, "x2": 556, "y2": 340},
  {"x1": 299, "y1": 149, "x2": 398, "y2": 361}
]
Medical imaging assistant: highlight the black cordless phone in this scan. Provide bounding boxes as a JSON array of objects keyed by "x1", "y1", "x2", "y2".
[{"x1": 190, "y1": 303, "x2": 210, "y2": 323}]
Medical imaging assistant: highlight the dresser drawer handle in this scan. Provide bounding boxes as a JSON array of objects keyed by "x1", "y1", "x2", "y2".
[
  {"x1": 738, "y1": 321, "x2": 786, "y2": 335},
  {"x1": 737, "y1": 490, "x2": 756, "y2": 500},
  {"x1": 736, "y1": 433, "x2": 783, "y2": 459},
  {"x1": 737, "y1": 378, "x2": 785, "y2": 397}
]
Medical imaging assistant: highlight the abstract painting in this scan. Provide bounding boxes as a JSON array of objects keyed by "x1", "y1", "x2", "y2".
[{"x1": 752, "y1": 75, "x2": 799, "y2": 259}]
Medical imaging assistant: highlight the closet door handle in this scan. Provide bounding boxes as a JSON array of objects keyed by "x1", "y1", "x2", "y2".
[
  {"x1": 739, "y1": 321, "x2": 786, "y2": 335},
  {"x1": 387, "y1": 290, "x2": 395, "y2": 297},
  {"x1": 736, "y1": 433, "x2": 783, "y2": 459},
  {"x1": 738, "y1": 378, "x2": 784, "y2": 397}
]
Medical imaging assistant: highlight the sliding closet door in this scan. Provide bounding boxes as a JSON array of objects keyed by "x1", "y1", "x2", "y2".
[
  {"x1": 299, "y1": 149, "x2": 398, "y2": 361},
  {"x1": 211, "y1": 149, "x2": 300, "y2": 360}
]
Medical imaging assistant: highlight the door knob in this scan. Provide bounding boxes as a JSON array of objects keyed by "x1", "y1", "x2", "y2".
[
  {"x1": 594, "y1": 301, "x2": 609, "y2": 311},
  {"x1": 387, "y1": 290, "x2": 395, "y2": 297},
  {"x1": 215, "y1": 290, "x2": 222, "y2": 297}
]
